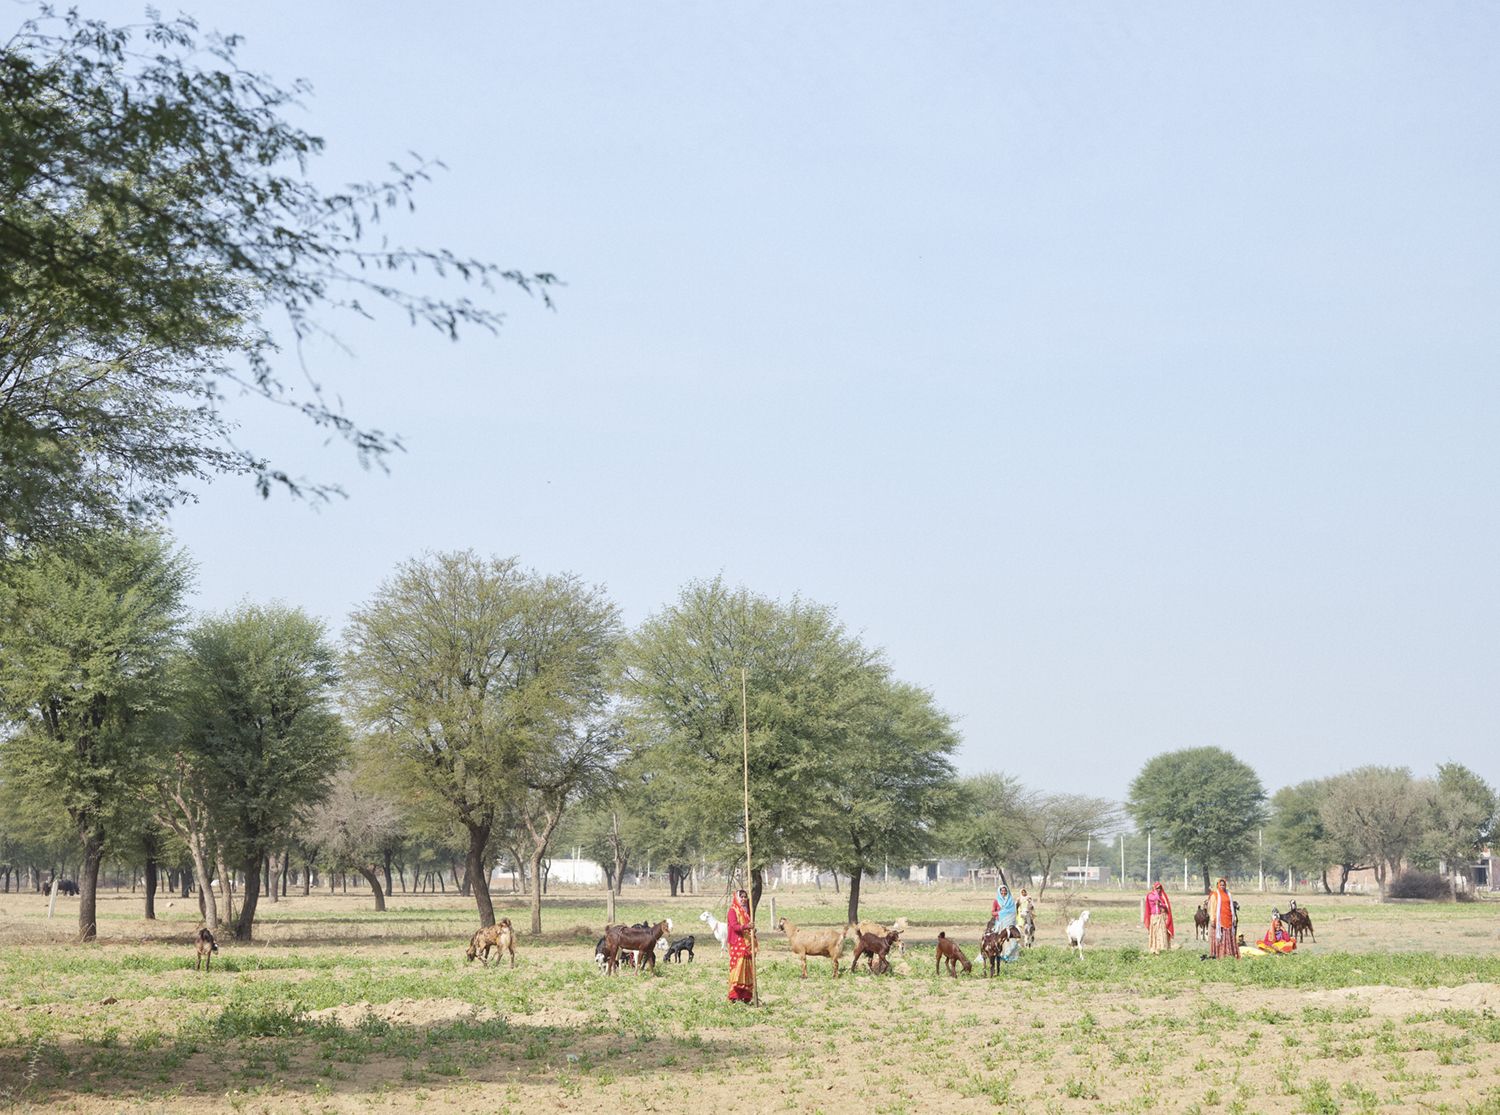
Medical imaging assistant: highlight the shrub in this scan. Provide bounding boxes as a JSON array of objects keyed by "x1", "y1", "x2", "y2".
[{"x1": 1387, "y1": 872, "x2": 1451, "y2": 901}]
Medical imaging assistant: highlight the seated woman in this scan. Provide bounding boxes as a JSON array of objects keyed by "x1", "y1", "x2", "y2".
[{"x1": 1256, "y1": 911, "x2": 1297, "y2": 954}]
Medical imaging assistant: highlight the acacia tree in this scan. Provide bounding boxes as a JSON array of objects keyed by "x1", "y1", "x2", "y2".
[
  {"x1": 1016, "y1": 793, "x2": 1121, "y2": 898},
  {"x1": 623, "y1": 578, "x2": 876, "y2": 912},
  {"x1": 1421, "y1": 763, "x2": 1497, "y2": 892},
  {"x1": 0, "y1": 529, "x2": 187, "y2": 940},
  {"x1": 941, "y1": 773, "x2": 1028, "y2": 887},
  {"x1": 303, "y1": 769, "x2": 403, "y2": 911},
  {"x1": 176, "y1": 604, "x2": 346, "y2": 940},
  {"x1": 1127, "y1": 747, "x2": 1266, "y2": 894},
  {"x1": 809, "y1": 676, "x2": 960, "y2": 923},
  {"x1": 1320, "y1": 766, "x2": 1433, "y2": 898},
  {"x1": 345, "y1": 552, "x2": 620, "y2": 929},
  {"x1": 0, "y1": 7, "x2": 555, "y2": 549}
]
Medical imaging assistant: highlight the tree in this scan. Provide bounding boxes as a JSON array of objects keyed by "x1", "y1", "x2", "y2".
[
  {"x1": 623, "y1": 578, "x2": 877, "y2": 911},
  {"x1": 1127, "y1": 747, "x2": 1267, "y2": 894},
  {"x1": 0, "y1": 529, "x2": 187, "y2": 939},
  {"x1": 304, "y1": 769, "x2": 403, "y2": 911},
  {"x1": 808, "y1": 677, "x2": 960, "y2": 923},
  {"x1": 0, "y1": 7, "x2": 555, "y2": 549},
  {"x1": 1422, "y1": 763, "x2": 1497, "y2": 892},
  {"x1": 1015, "y1": 792, "x2": 1121, "y2": 898},
  {"x1": 345, "y1": 552, "x2": 620, "y2": 928},
  {"x1": 176, "y1": 604, "x2": 346, "y2": 940},
  {"x1": 941, "y1": 773, "x2": 1027, "y2": 887},
  {"x1": 1319, "y1": 766, "x2": 1431, "y2": 898}
]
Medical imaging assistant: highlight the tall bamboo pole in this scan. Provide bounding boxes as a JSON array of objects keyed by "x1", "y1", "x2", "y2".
[{"x1": 741, "y1": 668, "x2": 758, "y2": 1006}]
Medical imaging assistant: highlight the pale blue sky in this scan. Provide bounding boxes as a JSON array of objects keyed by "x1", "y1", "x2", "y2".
[{"x1": 69, "y1": 2, "x2": 1500, "y2": 798}]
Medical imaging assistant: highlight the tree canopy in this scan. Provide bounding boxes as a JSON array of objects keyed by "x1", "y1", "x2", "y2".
[
  {"x1": 0, "y1": 6, "x2": 555, "y2": 548},
  {"x1": 1127, "y1": 746, "x2": 1266, "y2": 894}
]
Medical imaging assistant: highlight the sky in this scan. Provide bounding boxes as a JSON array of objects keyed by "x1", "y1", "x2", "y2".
[{"x1": 53, "y1": 2, "x2": 1500, "y2": 799}]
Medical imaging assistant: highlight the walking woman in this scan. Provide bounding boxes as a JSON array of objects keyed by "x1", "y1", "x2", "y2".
[
  {"x1": 1144, "y1": 881, "x2": 1174, "y2": 954},
  {"x1": 1207, "y1": 877, "x2": 1238, "y2": 959},
  {"x1": 726, "y1": 888, "x2": 755, "y2": 1003}
]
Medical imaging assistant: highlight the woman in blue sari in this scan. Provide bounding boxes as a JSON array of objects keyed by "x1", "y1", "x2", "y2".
[{"x1": 990, "y1": 883, "x2": 1017, "y2": 932}]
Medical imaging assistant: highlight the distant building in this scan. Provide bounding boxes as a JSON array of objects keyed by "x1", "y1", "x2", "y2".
[{"x1": 548, "y1": 856, "x2": 605, "y2": 886}]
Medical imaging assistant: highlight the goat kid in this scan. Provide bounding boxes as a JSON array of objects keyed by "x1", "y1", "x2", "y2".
[
  {"x1": 465, "y1": 918, "x2": 518, "y2": 968},
  {"x1": 851, "y1": 929, "x2": 902, "y2": 974},
  {"x1": 665, "y1": 935, "x2": 696, "y2": 963},
  {"x1": 935, "y1": 931, "x2": 972, "y2": 977},
  {"x1": 699, "y1": 910, "x2": 730, "y2": 950},
  {"x1": 1066, "y1": 910, "x2": 1091, "y2": 956}
]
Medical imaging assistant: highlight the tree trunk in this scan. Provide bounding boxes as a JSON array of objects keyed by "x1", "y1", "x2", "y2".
[
  {"x1": 466, "y1": 823, "x2": 495, "y2": 927},
  {"x1": 265, "y1": 854, "x2": 278, "y2": 904},
  {"x1": 355, "y1": 865, "x2": 387, "y2": 912},
  {"x1": 77, "y1": 833, "x2": 105, "y2": 942},
  {"x1": 750, "y1": 866, "x2": 765, "y2": 915},
  {"x1": 234, "y1": 850, "x2": 262, "y2": 942},
  {"x1": 214, "y1": 850, "x2": 235, "y2": 925},
  {"x1": 529, "y1": 850, "x2": 547, "y2": 935},
  {"x1": 144, "y1": 855, "x2": 158, "y2": 920},
  {"x1": 832, "y1": 869, "x2": 840, "y2": 894},
  {"x1": 846, "y1": 867, "x2": 864, "y2": 925},
  {"x1": 1201, "y1": 868, "x2": 1212, "y2": 895},
  {"x1": 382, "y1": 849, "x2": 394, "y2": 897},
  {"x1": 1321, "y1": 868, "x2": 1332, "y2": 895},
  {"x1": 668, "y1": 865, "x2": 679, "y2": 897}
]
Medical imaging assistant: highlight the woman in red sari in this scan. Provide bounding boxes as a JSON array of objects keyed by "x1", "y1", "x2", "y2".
[
  {"x1": 726, "y1": 889, "x2": 755, "y2": 1003},
  {"x1": 1143, "y1": 881, "x2": 1174, "y2": 954},
  {"x1": 1207, "y1": 877, "x2": 1238, "y2": 959}
]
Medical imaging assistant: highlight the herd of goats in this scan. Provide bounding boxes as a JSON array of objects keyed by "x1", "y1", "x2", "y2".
[{"x1": 184, "y1": 897, "x2": 1317, "y2": 975}]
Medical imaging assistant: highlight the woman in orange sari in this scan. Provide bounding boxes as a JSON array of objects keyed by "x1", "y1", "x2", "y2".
[
  {"x1": 726, "y1": 889, "x2": 755, "y2": 1003},
  {"x1": 1207, "y1": 877, "x2": 1238, "y2": 959}
]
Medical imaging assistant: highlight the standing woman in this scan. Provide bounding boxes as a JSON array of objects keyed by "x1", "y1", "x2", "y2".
[
  {"x1": 1207, "y1": 877, "x2": 1238, "y2": 959},
  {"x1": 990, "y1": 883, "x2": 1017, "y2": 932},
  {"x1": 726, "y1": 888, "x2": 755, "y2": 1003},
  {"x1": 1143, "y1": 881, "x2": 1174, "y2": 954}
]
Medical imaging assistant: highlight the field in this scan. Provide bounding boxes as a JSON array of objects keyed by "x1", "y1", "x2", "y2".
[{"x1": 2, "y1": 885, "x2": 1499, "y2": 1113}]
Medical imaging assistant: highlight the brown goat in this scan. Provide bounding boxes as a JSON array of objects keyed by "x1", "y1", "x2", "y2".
[
  {"x1": 465, "y1": 918, "x2": 517, "y2": 968},
  {"x1": 1193, "y1": 901, "x2": 1210, "y2": 941},
  {"x1": 856, "y1": 917, "x2": 910, "y2": 954},
  {"x1": 1284, "y1": 903, "x2": 1315, "y2": 943},
  {"x1": 194, "y1": 927, "x2": 218, "y2": 972},
  {"x1": 852, "y1": 929, "x2": 902, "y2": 974},
  {"x1": 979, "y1": 925, "x2": 1020, "y2": 977},
  {"x1": 935, "y1": 931, "x2": 971, "y2": 977},
  {"x1": 777, "y1": 918, "x2": 846, "y2": 978},
  {"x1": 603, "y1": 918, "x2": 673, "y2": 975}
]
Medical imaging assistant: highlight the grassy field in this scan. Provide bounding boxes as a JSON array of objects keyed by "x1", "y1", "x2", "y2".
[{"x1": 2, "y1": 885, "x2": 1499, "y2": 1113}]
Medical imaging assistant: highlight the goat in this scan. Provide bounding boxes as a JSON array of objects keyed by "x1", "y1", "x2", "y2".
[
  {"x1": 855, "y1": 917, "x2": 910, "y2": 954},
  {"x1": 699, "y1": 910, "x2": 730, "y2": 951},
  {"x1": 665, "y1": 935, "x2": 696, "y2": 963},
  {"x1": 194, "y1": 927, "x2": 218, "y2": 972},
  {"x1": 1066, "y1": 910, "x2": 1090, "y2": 956},
  {"x1": 851, "y1": 928, "x2": 902, "y2": 974},
  {"x1": 979, "y1": 924, "x2": 1020, "y2": 976},
  {"x1": 603, "y1": 918, "x2": 673, "y2": 975},
  {"x1": 465, "y1": 917, "x2": 517, "y2": 968},
  {"x1": 935, "y1": 931, "x2": 971, "y2": 977},
  {"x1": 1193, "y1": 901, "x2": 1210, "y2": 941},
  {"x1": 1284, "y1": 902, "x2": 1315, "y2": 943},
  {"x1": 776, "y1": 918, "x2": 847, "y2": 978}
]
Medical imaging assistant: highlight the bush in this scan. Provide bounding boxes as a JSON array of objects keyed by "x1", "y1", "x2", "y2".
[{"x1": 1386, "y1": 872, "x2": 1451, "y2": 901}]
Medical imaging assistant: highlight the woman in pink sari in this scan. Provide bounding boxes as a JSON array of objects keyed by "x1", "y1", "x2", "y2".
[
  {"x1": 1143, "y1": 881, "x2": 1174, "y2": 954},
  {"x1": 726, "y1": 889, "x2": 755, "y2": 1003}
]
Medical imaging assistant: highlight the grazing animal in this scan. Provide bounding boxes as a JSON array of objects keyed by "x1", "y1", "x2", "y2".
[
  {"x1": 43, "y1": 879, "x2": 79, "y2": 897},
  {"x1": 465, "y1": 918, "x2": 517, "y2": 968},
  {"x1": 1020, "y1": 899, "x2": 1036, "y2": 948},
  {"x1": 979, "y1": 924, "x2": 1021, "y2": 976},
  {"x1": 1193, "y1": 901, "x2": 1210, "y2": 941},
  {"x1": 603, "y1": 918, "x2": 673, "y2": 975},
  {"x1": 935, "y1": 931, "x2": 971, "y2": 977},
  {"x1": 856, "y1": 918, "x2": 910, "y2": 954},
  {"x1": 665, "y1": 935, "x2": 696, "y2": 963},
  {"x1": 776, "y1": 918, "x2": 847, "y2": 978},
  {"x1": 851, "y1": 928, "x2": 902, "y2": 974},
  {"x1": 1066, "y1": 910, "x2": 1091, "y2": 956},
  {"x1": 699, "y1": 910, "x2": 730, "y2": 951},
  {"x1": 194, "y1": 927, "x2": 218, "y2": 972},
  {"x1": 1284, "y1": 902, "x2": 1315, "y2": 943}
]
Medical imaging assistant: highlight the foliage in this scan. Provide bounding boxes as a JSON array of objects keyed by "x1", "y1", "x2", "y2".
[
  {"x1": 345, "y1": 551, "x2": 621, "y2": 928},
  {"x1": 176, "y1": 603, "x2": 346, "y2": 939},
  {"x1": 0, "y1": 529, "x2": 188, "y2": 937},
  {"x1": 1318, "y1": 766, "x2": 1431, "y2": 898},
  {"x1": 1127, "y1": 747, "x2": 1267, "y2": 893},
  {"x1": 623, "y1": 577, "x2": 879, "y2": 897},
  {"x1": 1014, "y1": 792, "x2": 1122, "y2": 897},
  {"x1": 941, "y1": 773, "x2": 1027, "y2": 883},
  {"x1": 0, "y1": 5, "x2": 555, "y2": 547},
  {"x1": 1421, "y1": 763, "x2": 1496, "y2": 887},
  {"x1": 1385, "y1": 870, "x2": 1451, "y2": 901},
  {"x1": 303, "y1": 769, "x2": 403, "y2": 909}
]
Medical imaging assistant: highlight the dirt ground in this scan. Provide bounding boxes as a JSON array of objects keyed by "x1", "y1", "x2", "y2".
[{"x1": 3, "y1": 887, "x2": 1498, "y2": 1113}]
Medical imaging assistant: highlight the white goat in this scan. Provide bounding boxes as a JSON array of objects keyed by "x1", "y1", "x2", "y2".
[
  {"x1": 700, "y1": 910, "x2": 730, "y2": 951},
  {"x1": 1066, "y1": 910, "x2": 1090, "y2": 956}
]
